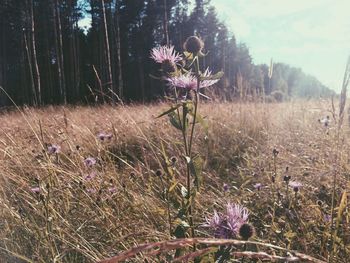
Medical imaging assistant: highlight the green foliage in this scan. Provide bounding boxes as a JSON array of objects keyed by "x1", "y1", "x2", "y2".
[
  {"x1": 0, "y1": 0, "x2": 334, "y2": 106},
  {"x1": 189, "y1": 154, "x2": 204, "y2": 190},
  {"x1": 271, "y1": 90, "x2": 285, "y2": 102}
]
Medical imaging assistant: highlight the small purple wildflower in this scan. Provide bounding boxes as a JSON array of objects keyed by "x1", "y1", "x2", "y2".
[
  {"x1": 324, "y1": 214, "x2": 331, "y2": 223},
  {"x1": 84, "y1": 172, "x2": 97, "y2": 181},
  {"x1": 30, "y1": 187, "x2": 40, "y2": 193},
  {"x1": 47, "y1": 144, "x2": 61, "y2": 154},
  {"x1": 86, "y1": 188, "x2": 97, "y2": 194},
  {"x1": 320, "y1": 116, "x2": 330, "y2": 127},
  {"x1": 150, "y1": 45, "x2": 182, "y2": 64},
  {"x1": 84, "y1": 157, "x2": 96, "y2": 167},
  {"x1": 253, "y1": 183, "x2": 262, "y2": 191},
  {"x1": 108, "y1": 187, "x2": 117, "y2": 194},
  {"x1": 97, "y1": 132, "x2": 113, "y2": 141},
  {"x1": 289, "y1": 181, "x2": 302, "y2": 192},
  {"x1": 223, "y1": 183, "x2": 229, "y2": 192},
  {"x1": 205, "y1": 203, "x2": 249, "y2": 239}
]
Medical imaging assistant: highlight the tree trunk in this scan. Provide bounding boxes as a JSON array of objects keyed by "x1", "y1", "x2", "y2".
[
  {"x1": 43, "y1": 2, "x2": 53, "y2": 103},
  {"x1": 55, "y1": 0, "x2": 66, "y2": 104},
  {"x1": 138, "y1": 54, "x2": 145, "y2": 102},
  {"x1": 68, "y1": 0, "x2": 79, "y2": 101},
  {"x1": 163, "y1": 0, "x2": 169, "y2": 45},
  {"x1": 0, "y1": 15, "x2": 7, "y2": 106},
  {"x1": 101, "y1": 0, "x2": 113, "y2": 102},
  {"x1": 23, "y1": 32, "x2": 37, "y2": 105},
  {"x1": 29, "y1": 0, "x2": 41, "y2": 105},
  {"x1": 115, "y1": 1, "x2": 123, "y2": 100}
]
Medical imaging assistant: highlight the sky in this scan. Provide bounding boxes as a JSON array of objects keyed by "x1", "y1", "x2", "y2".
[
  {"x1": 211, "y1": 0, "x2": 350, "y2": 92},
  {"x1": 78, "y1": 0, "x2": 350, "y2": 92}
]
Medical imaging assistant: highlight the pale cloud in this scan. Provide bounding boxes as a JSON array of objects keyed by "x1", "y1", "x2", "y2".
[
  {"x1": 239, "y1": 0, "x2": 330, "y2": 18},
  {"x1": 212, "y1": 0, "x2": 350, "y2": 91}
]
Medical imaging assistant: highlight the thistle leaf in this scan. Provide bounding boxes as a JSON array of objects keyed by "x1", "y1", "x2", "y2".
[
  {"x1": 189, "y1": 112, "x2": 208, "y2": 134},
  {"x1": 189, "y1": 154, "x2": 204, "y2": 190},
  {"x1": 336, "y1": 191, "x2": 347, "y2": 230},
  {"x1": 169, "y1": 112, "x2": 183, "y2": 130},
  {"x1": 157, "y1": 103, "x2": 182, "y2": 118}
]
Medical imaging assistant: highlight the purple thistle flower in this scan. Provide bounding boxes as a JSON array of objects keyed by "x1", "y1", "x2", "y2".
[
  {"x1": 205, "y1": 203, "x2": 249, "y2": 239},
  {"x1": 253, "y1": 183, "x2": 262, "y2": 191},
  {"x1": 108, "y1": 187, "x2": 117, "y2": 194},
  {"x1": 97, "y1": 132, "x2": 113, "y2": 141},
  {"x1": 223, "y1": 183, "x2": 230, "y2": 192},
  {"x1": 227, "y1": 203, "x2": 249, "y2": 224},
  {"x1": 166, "y1": 68, "x2": 219, "y2": 91},
  {"x1": 86, "y1": 188, "x2": 97, "y2": 194},
  {"x1": 324, "y1": 214, "x2": 331, "y2": 222},
  {"x1": 205, "y1": 210, "x2": 222, "y2": 228},
  {"x1": 84, "y1": 157, "x2": 96, "y2": 167},
  {"x1": 200, "y1": 68, "x2": 220, "y2": 88},
  {"x1": 84, "y1": 172, "x2": 97, "y2": 181},
  {"x1": 47, "y1": 144, "x2": 61, "y2": 154},
  {"x1": 166, "y1": 72, "x2": 197, "y2": 90},
  {"x1": 289, "y1": 181, "x2": 302, "y2": 192},
  {"x1": 150, "y1": 45, "x2": 182, "y2": 64},
  {"x1": 30, "y1": 187, "x2": 40, "y2": 193}
]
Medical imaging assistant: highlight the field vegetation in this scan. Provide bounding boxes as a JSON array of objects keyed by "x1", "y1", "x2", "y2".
[{"x1": 0, "y1": 99, "x2": 349, "y2": 262}]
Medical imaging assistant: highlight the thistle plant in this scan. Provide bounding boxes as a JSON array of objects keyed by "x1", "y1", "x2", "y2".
[{"x1": 150, "y1": 37, "x2": 223, "y2": 239}]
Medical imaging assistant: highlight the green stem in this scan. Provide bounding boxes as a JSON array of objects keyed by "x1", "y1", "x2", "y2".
[{"x1": 186, "y1": 56, "x2": 201, "y2": 244}]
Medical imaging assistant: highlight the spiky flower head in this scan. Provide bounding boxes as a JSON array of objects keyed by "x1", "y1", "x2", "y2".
[
  {"x1": 47, "y1": 144, "x2": 61, "y2": 154},
  {"x1": 226, "y1": 203, "x2": 249, "y2": 225},
  {"x1": 223, "y1": 183, "x2": 229, "y2": 192},
  {"x1": 166, "y1": 68, "x2": 219, "y2": 91},
  {"x1": 183, "y1": 36, "x2": 204, "y2": 54},
  {"x1": 150, "y1": 45, "x2": 181, "y2": 73},
  {"x1": 84, "y1": 172, "x2": 97, "y2": 181},
  {"x1": 98, "y1": 132, "x2": 113, "y2": 141},
  {"x1": 253, "y1": 183, "x2": 262, "y2": 191},
  {"x1": 30, "y1": 187, "x2": 40, "y2": 194},
  {"x1": 204, "y1": 203, "x2": 250, "y2": 239},
  {"x1": 84, "y1": 157, "x2": 97, "y2": 167},
  {"x1": 166, "y1": 72, "x2": 197, "y2": 90},
  {"x1": 289, "y1": 181, "x2": 302, "y2": 192}
]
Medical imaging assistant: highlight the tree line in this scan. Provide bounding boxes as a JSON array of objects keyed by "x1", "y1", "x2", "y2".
[{"x1": 0, "y1": 0, "x2": 334, "y2": 107}]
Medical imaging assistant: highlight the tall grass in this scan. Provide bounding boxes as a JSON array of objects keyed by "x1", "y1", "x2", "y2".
[{"x1": 0, "y1": 99, "x2": 348, "y2": 262}]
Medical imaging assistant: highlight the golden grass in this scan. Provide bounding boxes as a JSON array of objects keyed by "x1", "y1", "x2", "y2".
[{"x1": 0, "y1": 100, "x2": 349, "y2": 262}]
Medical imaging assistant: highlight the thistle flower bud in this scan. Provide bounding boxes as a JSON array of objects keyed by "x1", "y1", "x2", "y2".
[
  {"x1": 289, "y1": 181, "x2": 302, "y2": 192},
  {"x1": 239, "y1": 223, "x2": 255, "y2": 240},
  {"x1": 170, "y1": 156, "x2": 178, "y2": 164},
  {"x1": 272, "y1": 148, "x2": 279, "y2": 157},
  {"x1": 156, "y1": 169, "x2": 163, "y2": 177},
  {"x1": 183, "y1": 36, "x2": 204, "y2": 54},
  {"x1": 283, "y1": 175, "x2": 291, "y2": 183},
  {"x1": 130, "y1": 172, "x2": 136, "y2": 180}
]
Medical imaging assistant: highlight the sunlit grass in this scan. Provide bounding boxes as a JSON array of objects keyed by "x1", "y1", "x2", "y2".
[{"x1": 0, "y1": 100, "x2": 348, "y2": 262}]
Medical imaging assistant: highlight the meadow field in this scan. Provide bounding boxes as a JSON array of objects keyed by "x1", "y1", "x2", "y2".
[{"x1": 0, "y1": 99, "x2": 348, "y2": 262}]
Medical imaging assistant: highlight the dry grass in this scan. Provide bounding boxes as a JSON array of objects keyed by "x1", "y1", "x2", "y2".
[{"x1": 0, "y1": 99, "x2": 349, "y2": 262}]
